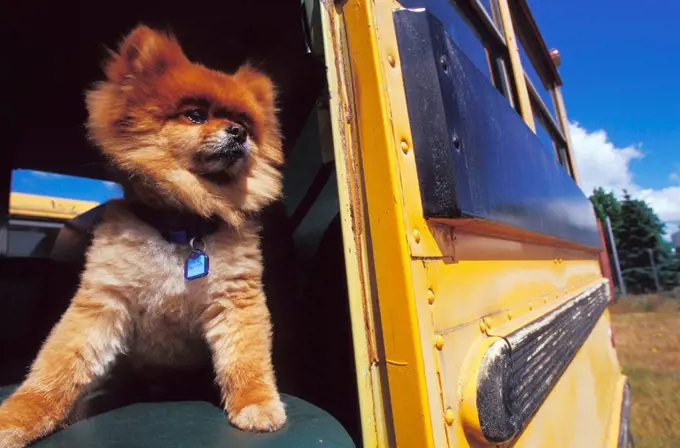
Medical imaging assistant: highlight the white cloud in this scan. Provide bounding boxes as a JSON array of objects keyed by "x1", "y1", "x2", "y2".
[
  {"x1": 569, "y1": 122, "x2": 680, "y2": 238},
  {"x1": 568, "y1": 122, "x2": 643, "y2": 195},
  {"x1": 670, "y1": 171, "x2": 680, "y2": 183},
  {"x1": 28, "y1": 170, "x2": 62, "y2": 179}
]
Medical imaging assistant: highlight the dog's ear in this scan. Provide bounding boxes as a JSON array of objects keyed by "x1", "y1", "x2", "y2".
[
  {"x1": 234, "y1": 64, "x2": 277, "y2": 109},
  {"x1": 104, "y1": 25, "x2": 187, "y2": 83}
]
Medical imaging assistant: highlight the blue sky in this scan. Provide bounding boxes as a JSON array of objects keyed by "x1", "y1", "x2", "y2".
[
  {"x1": 529, "y1": 0, "x2": 680, "y2": 234},
  {"x1": 9, "y1": 1, "x2": 679, "y2": 233},
  {"x1": 11, "y1": 170, "x2": 123, "y2": 203}
]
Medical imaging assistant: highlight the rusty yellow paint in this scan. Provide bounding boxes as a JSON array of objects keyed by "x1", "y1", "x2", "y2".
[
  {"x1": 337, "y1": 1, "x2": 625, "y2": 446},
  {"x1": 483, "y1": 279, "x2": 609, "y2": 340},
  {"x1": 318, "y1": 3, "x2": 390, "y2": 446},
  {"x1": 438, "y1": 276, "x2": 626, "y2": 447},
  {"x1": 9, "y1": 192, "x2": 99, "y2": 220},
  {"x1": 430, "y1": 259, "x2": 602, "y2": 335},
  {"x1": 341, "y1": 0, "x2": 437, "y2": 446},
  {"x1": 409, "y1": 259, "x2": 454, "y2": 448}
]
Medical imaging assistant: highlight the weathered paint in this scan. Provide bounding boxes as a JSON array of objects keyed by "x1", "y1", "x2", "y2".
[
  {"x1": 341, "y1": 0, "x2": 438, "y2": 446},
  {"x1": 331, "y1": 1, "x2": 628, "y2": 446},
  {"x1": 462, "y1": 281, "x2": 611, "y2": 443},
  {"x1": 319, "y1": 2, "x2": 390, "y2": 446}
]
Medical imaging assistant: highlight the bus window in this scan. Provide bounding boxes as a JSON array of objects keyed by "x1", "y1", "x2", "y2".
[
  {"x1": 3, "y1": 170, "x2": 123, "y2": 259},
  {"x1": 534, "y1": 112, "x2": 555, "y2": 154},
  {"x1": 10, "y1": 169, "x2": 123, "y2": 203},
  {"x1": 400, "y1": 0, "x2": 517, "y2": 104},
  {"x1": 517, "y1": 38, "x2": 555, "y2": 116}
]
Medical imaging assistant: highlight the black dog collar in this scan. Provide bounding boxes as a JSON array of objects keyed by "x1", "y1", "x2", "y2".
[{"x1": 129, "y1": 202, "x2": 221, "y2": 245}]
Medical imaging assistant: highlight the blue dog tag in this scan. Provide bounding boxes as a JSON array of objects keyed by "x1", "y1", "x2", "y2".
[{"x1": 184, "y1": 249, "x2": 209, "y2": 280}]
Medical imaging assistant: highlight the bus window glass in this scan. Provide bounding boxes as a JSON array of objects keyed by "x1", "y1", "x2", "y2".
[
  {"x1": 516, "y1": 40, "x2": 555, "y2": 118},
  {"x1": 556, "y1": 145, "x2": 572, "y2": 175},
  {"x1": 4, "y1": 170, "x2": 123, "y2": 259},
  {"x1": 534, "y1": 113, "x2": 556, "y2": 157},
  {"x1": 400, "y1": 0, "x2": 493, "y2": 83},
  {"x1": 10, "y1": 169, "x2": 123, "y2": 203}
]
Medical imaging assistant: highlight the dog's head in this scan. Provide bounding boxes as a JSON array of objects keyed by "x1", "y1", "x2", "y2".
[{"x1": 86, "y1": 25, "x2": 283, "y2": 227}]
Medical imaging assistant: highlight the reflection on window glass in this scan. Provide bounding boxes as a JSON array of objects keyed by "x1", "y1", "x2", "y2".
[
  {"x1": 556, "y1": 146, "x2": 572, "y2": 175},
  {"x1": 516, "y1": 40, "x2": 555, "y2": 119},
  {"x1": 400, "y1": 0, "x2": 493, "y2": 82},
  {"x1": 534, "y1": 113, "x2": 556, "y2": 158}
]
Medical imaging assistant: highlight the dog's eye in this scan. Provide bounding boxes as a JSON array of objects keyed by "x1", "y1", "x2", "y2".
[{"x1": 183, "y1": 109, "x2": 208, "y2": 124}]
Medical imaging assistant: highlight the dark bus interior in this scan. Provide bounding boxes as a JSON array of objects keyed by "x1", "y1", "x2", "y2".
[{"x1": 0, "y1": 0, "x2": 361, "y2": 445}]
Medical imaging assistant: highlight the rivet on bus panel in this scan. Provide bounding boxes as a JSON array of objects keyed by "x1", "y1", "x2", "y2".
[
  {"x1": 400, "y1": 140, "x2": 410, "y2": 154},
  {"x1": 388, "y1": 54, "x2": 396, "y2": 68},
  {"x1": 435, "y1": 335, "x2": 444, "y2": 350},
  {"x1": 529, "y1": 302, "x2": 533, "y2": 311},
  {"x1": 507, "y1": 310, "x2": 512, "y2": 320},
  {"x1": 427, "y1": 288, "x2": 435, "y2": 304},
  {"x1": 413, "y1": 229, "x2": 421, "y2": 243},
  {"x1": 445, "y1": 408, "x2": 455, "y2": 426}
]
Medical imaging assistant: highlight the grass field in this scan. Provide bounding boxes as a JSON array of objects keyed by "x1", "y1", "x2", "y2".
[{"x1": 610, "y1": 292, "x2": 680, "y2": 448}]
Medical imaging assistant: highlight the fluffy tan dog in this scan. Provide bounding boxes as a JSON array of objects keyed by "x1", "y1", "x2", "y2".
[{"x1": 0, "y1": 25, "x2": 286, "y2": 447}]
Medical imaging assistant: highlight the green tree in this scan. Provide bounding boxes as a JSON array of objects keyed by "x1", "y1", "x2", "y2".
[
  {"x1": 590, "y1": 187, "x2": 623, "y2": 238},
  {"x1": 616, "y1": 192, "x2": 679, "y2": 293}
]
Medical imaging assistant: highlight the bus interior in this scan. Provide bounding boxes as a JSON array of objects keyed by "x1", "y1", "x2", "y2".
[{"x1": 1, "y1": 0, "x2": 363, "y2": 444}]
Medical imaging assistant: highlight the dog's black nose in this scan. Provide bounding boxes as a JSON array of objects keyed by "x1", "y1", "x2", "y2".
[{"x1": 226, "y1": 124, "x2": 247, "y2": 144}]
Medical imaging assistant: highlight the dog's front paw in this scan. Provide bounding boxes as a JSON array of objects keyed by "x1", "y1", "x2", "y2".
[
  {"x1": 0, "y1": 426, "x2": 30, "y2": 448},
  {"x1": 229, "y1": 397, "x2": 286, "y2": 432}
]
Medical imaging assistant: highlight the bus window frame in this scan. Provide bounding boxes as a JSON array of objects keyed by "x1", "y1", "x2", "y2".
[{"x1": 444, "y1": 0, "x2": 580, "y2": 184}]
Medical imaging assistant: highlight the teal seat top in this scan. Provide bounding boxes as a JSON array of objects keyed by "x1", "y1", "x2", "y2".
[{"x1": 0, "y1": 385, "x2": 355, "y2": 448}]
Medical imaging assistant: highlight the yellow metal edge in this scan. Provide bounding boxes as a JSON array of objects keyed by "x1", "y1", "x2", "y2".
[
  {"x1": 9, "y1": 192, "x2": 100, "y2": 221},
  {"x1": 342, "y1": 0, "x2": 436, "y2": 445},
  {"x1": 458, "y1": 334, "x2": 504, "y2": 443},
  {"x1": 319, "y1": 4, "x2": 390, "y2": 446},
  {"x1": 411, "y1": 259, "x2": 457, "y2": 447},
  {"x1": 371, "y1": 0, "x2": 445, "y2": 258},
  {"x1": 485, "y1": 277, "x2": 609, "y2": 338},
  {"x1": 604, "y1": 375, "x2": 630, "y2": 447}
]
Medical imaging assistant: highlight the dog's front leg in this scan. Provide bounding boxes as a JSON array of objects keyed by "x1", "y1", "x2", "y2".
[
  {"x1": 202, "y1": 290, "x2": 286, "y2": 432},
  {"x1": 0, "y1": 294, "x2": 130, "y2": 448}
]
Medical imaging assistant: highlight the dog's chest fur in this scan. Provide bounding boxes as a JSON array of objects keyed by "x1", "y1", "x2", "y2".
[{"x1": 81, "y1": 200, "x2": 263, "y2": 367}]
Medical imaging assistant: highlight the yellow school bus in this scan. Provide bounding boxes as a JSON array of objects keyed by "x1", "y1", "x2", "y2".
[
  {"x1": 320, "y1": 1, "x2": 630, "y2": 447},
  {"x1": 0, "y1": 0, "x2": 630, "y2": 447}
]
